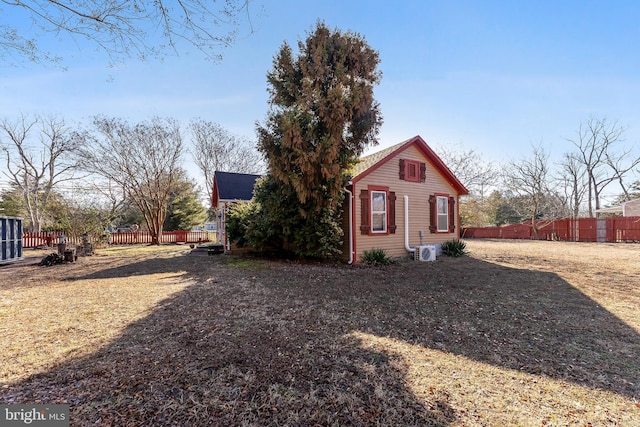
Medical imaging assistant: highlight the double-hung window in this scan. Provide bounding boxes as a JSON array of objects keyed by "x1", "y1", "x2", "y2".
[
  {"x1": 371, "y1": 190, "x2": 387, "y2": 233},
  {"x1": 359, "y1": 186, "x2": 396, "y2": 235},
  {"x1": 429, "y1": 194, "x2": 455, "y2": 234},
  {"x1": 436, "y1": 195, "x2": 449, "y2": 232}
]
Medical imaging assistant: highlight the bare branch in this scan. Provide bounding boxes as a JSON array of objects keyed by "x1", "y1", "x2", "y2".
[
  {"x1": 503, "y1": 145, "x2": 563, "y2": 237},
  {"x1": 0, "y1": 114, "x2": 78, "y2": 231},
  {"x1": 0, "y1": 0, "x2": 257, "y2": 66},
  {"x1": 567, "y1": 116, "x2": 637, "y2": 216},
  {"x1": 76, "y1": 116, "x2": 185, "y2": 244},
  {"x1": 188, "y1": 119, "x2": 264, "y2": 202},
  {"x1": 435, "y1": 143, "x2": 497, "y2": 198}
]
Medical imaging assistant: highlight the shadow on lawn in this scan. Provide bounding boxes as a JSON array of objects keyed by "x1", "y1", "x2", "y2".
[
  {"x1": 2, "y1": 252, "x2": 639, "y2": 425},
  {"x1": 2, "y1": 255, "x2": 455, "y2": 426}
]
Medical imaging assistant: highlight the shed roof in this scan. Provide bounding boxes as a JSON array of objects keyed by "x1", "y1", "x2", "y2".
[
  {"x1": 595, "y1": 197, "x2": 640, "y2": 216},
  {"x1": 212, "y1": 171, "x2": 262, "y2": 206},
  {"x1": 352, "y1": 135, "x2": 469, "y2": 195}
]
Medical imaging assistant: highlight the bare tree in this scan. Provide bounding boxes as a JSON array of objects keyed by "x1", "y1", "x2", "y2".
[
  {"x1": 0, "y1": 114, "x2": 79, "y2": 232},
  {"x1": 0, "y1": 0, "x2": 257, "y2": 66},
  {"x1": 503, "y1": 145, "x2": 553, "y2": 238},
  {"x1": 556, "y1": 152, "x2": 587, "y2": 218},
  {"x1": 435, "y1": 143, "x2": 498, "y2": 227},
  {"x1": 435, "y1": 143, "x2": 497, "y2": 198},
  {"x1": 604, "y1": 148, "x2": 640, "y2": 202},
  {"x1": 189, "y1": 119, "x2": 263, "y2": 203},
  {"x1": 568, "y1": 117, "x2": 640, "y2": 216},
  {"x1": 76, "y1": 117, "x2": 184, "y2": 244}
]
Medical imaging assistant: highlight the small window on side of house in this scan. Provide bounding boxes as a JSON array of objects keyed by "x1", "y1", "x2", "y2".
[
  {"x1": 405, "y1": 159, "x2": 420, "y2": 182},
  {"x1": 371, "y1": 190, "x2": 387, "y2": 233},
  {"x1": 437, "y1": 195, "x2": 448, "y2": 232}
]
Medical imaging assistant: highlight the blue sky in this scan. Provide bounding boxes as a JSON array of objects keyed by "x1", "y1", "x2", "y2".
[{"x1": 1, "y1": 0, "x2": 640, "y2": 198}]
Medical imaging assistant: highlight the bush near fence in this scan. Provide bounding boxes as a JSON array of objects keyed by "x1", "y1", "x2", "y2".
[
  {"x1": 22, "y1": 231, "x2": 217, "y2": 249},
  {"x1": 462, "y1": 216, "x2": 640, "y2": 243}
]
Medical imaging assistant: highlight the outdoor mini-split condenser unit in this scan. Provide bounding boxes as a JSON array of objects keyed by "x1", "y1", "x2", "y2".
[{"x1": 415, "y1": 245, "x2": 436, "y2": 262}]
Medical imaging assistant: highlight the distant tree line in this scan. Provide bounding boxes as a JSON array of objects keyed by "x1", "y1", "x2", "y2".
[
  {"x1": 3, "y1": 112, "x2": 636, "y2": 246},
  {"x1": 0, "y1": 114, "x2": 263, "y2": 243},
  {"x1": 442, "y1": 116, "x2": 640, "y2": 234}
]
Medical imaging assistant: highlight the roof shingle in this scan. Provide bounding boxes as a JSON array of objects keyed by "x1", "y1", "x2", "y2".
[{"x1": 214, "y1": 171, "x2": 262, "y2": 201}]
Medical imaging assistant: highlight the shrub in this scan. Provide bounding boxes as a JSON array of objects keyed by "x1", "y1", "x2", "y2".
[
  {"x1": 226, "y1": 200, "x2": 255, "y2": 249},
  {"x1": 225, "y1": 175, "x2": 345, "y2": 258},
  {"x1": 362, "y1": 248, "x2": 395, "y2": 265},
  {"x1": 441, "y1": 239, "x2": 468, "y2": 257}
]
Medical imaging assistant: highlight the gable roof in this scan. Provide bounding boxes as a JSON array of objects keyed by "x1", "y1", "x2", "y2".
[
  {"x1": 211, "y1": 171, "x2": 262, "y2": 206},
  {"x1": 352, "y1": 135, "x2": 469, "y2": 195}
]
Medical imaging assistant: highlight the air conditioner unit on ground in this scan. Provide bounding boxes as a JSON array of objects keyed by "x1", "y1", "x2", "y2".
[{"x1": 415, "y1": 245, "x2": 436, "y2": 262}]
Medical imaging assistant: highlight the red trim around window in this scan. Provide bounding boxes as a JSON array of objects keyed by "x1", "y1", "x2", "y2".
[
  {"x1": 359, "y1": 185, "x2": 396, "y2": 238},
  {"x1": 368, "y1": 185, "x2": 390, "y2": 235},
  {"x1": 405, "y1": 159, "x2": 421, "y2": 182},
  {"x1": 431, "y1": 192, "x2": 453, "y2": 234}
]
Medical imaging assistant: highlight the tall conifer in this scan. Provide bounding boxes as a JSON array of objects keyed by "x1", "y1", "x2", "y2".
[{"x1": 258, "y1": 21, "x2": 383, "y2": 217}]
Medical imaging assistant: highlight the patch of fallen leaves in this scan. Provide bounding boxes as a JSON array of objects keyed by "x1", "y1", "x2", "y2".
[{"x1": 0, "y1": 241, "x2": 639, "y2": 426}]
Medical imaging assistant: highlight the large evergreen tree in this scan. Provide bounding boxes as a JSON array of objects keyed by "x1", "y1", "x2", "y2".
[
  {"x1": 164, "y1": 171, "x2": 207, "y2": 231},
  {"x1": 245, "y1": 21, "x2": 382, "y2": 257},
  {"x1": 259, "y1": 21, "x2": 382, "y2": 215}
]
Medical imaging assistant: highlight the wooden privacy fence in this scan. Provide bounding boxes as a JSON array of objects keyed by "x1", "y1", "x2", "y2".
[
  {"x1": 463, "y1": 216, "x2": 640, "y2": 243},
  {"x1": 22, "y1": 231, "x2": 217, "y2": 249}
]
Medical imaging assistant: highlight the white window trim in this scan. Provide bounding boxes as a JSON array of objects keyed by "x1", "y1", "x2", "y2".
[
  {"x1": 371, "y1": 190, "x2": 387, "y2": 233},
  {"x1": 436, "y1": 195, "x2": 449, "y2": 232}
]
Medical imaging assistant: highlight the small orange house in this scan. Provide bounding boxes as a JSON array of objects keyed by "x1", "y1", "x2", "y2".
[{"x1": 341, "y1": 135, "x2": 468, "y2": 263}]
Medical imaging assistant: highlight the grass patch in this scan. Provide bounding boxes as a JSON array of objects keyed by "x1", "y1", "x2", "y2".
[
  {"x1": 225, "y1": 258, "x2": 260, "y2": 268},
  {"x1": 99, "y1": 244, "x2": 189, "y2": 256}
]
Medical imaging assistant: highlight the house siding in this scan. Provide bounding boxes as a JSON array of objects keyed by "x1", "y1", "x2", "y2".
[
  {"x1": 623, "y1": 199, "x2": 640, "y2": 216},
  {"x1": 353, "y1": 145, "x2": 460, "y2": 262}
]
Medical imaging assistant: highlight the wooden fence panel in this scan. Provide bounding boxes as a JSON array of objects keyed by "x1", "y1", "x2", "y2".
[
  {"x1": 23, "y1": 232, "x2": 64, "y2": 248},
  {"x1": 108, "y1": 232, "x2": 150, "y2": 245},
  {"x1": 23, "y1": 231, "x2": 216, "y2": 248},
  {"x1": 610, "y1": 216, "x2": 640, "y2": 242},
  {"x1": 107, "y1": 231, "x2": 215, "y2": 245},
  {"x1": 576, "y1": 218, "x2": 597, "y2": 242},
  {"x1": 463, "y1": 216, "x2": 640, "y2": 243},
  {"x1": 501, "y1": 224, "x2": 532, "y2": 239},
  {"x1": 462, "y1": 227, "x2": 501, "y2": 238}
]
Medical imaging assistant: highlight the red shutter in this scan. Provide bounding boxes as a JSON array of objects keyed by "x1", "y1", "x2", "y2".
[
  {"x1": 429, "y1": 195, "x2": 436, "y2": 233},
  {"x1": 388, "y1": 192, "x2": 396, "y2": 234},
  {"x1": 420, "y1": 162, "x2": 426, "y2": 182},
  {"x1": 360, "y1": 189, "x2": 370, "y2": 235},
  {"x1": 448, "y1": 196, "x2": 456, "y2": 233},
  {"x1": 399, "y1": 159, "x2": 406, "y2": 180}
]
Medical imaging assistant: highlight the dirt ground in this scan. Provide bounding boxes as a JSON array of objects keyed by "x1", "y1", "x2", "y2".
[{"x1": 0, "y1": 240, "x2": 639, "y2": 426}]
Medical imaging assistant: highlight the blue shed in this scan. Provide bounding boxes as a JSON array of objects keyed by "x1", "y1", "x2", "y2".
[{"x1": 0, "y1": 216, "x2": 23, "y2": 264}]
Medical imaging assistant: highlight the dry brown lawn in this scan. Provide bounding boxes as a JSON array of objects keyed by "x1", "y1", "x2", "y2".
[{"x1": 1, "y1": 240, "x2": 639, "y2": 426}]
